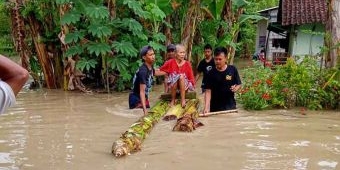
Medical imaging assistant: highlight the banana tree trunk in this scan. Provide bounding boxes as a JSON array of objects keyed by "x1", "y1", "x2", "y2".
[
  {"x1": 218, "y1": 0, "x2": 244, "y2": 65},
  {"x1": 27, "y1": 15, "x2": 57, "y2": 89},
  {"x1": 10, "y1": 0, "x2": 30, "y2": 69},
  {"x1": 173, "y1": 99, "x2": 204, "y2": 132},
  {"x1": 217, "y1": 0, "x2": 232, "y2": 38},
  {"x1": 112, "y1": 101, "x2": 170, "y2": 157},
  {"x1": 181, "y1": 0, "x2": 200, "y2": 62},
  {"x1": 59, "y1": 4, "x2": 71, "y2": 90},
  {"x1": 163, "y1": 104, "x2": 185, "y2": 121},
  {"x1": 327, "y1": 0, "x2": 340, "y2": 68}
]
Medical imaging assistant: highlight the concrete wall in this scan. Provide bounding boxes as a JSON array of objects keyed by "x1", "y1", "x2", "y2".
[
  {"x1": 291, "y1": 23, "x2": 325, "y2": 56},
  {"x1": 255, "y1": 19, "x2": 269, "y2": 53}
]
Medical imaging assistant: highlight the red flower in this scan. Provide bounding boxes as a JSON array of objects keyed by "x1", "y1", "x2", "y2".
[
  {"x1": 262, "y1": 93, "x2": 271, "y2": 100},
  {"x1": 252, "y1": 80, "x2": 262, "y2": 87},
  {"x1": 266, "y1": 79, "x2": 272, "y2": 86},
  {"x1": 240, "y1": 88, "x2": 249, "y2": 94}
]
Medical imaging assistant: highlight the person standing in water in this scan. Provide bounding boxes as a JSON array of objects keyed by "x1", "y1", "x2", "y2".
[
  {"x1": 196, "y1": 44, "x2": 215, "y2": 93},
  {"x1": 202, "y1": 47, "x2": 242, "y2": 115}
]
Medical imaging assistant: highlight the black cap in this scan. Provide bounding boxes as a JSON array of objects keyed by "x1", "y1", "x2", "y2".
[
  {"x1": 166, "y1": 44, "x2": 176, "y2": 51},
  {"x1": 139, "y1": 45, "x2": 153, "y2": 58}
]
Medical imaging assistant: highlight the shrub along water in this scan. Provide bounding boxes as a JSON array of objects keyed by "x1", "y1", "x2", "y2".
[{"x1": 238, "y1": 57, "x2": 340, "y2": 110}]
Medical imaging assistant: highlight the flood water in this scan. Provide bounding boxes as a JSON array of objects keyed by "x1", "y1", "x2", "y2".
[{"x1": 0, "y1": 83, "x2": 339, "y2": 170}]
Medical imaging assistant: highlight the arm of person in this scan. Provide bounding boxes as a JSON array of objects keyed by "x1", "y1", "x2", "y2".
[
  {"x1": 230, "y1": 84, "x2": 242, "y2": 92},
  {"x1": 139, "y1": 84, "x2": 148, "y2": 115},
  {"x1": 187, "y1": 62, "x2": 196, "y2": 87},
  {"x1": 230, "y1": 66, "x2": 242, "y2": 93},
  {"x1": 154, "y1": 69, "x2": 167, "y2": 76},
  {"x1": 0, "y1": 55, "x2": 29, "y2": 96},
  {"x1": 203, "y1": 89, "x2": 211, "y2": 116}
]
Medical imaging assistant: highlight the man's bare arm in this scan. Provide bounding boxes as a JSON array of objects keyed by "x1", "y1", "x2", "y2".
[{"x1": 0, "y1": 55, "x2": 29, "y2": 96}]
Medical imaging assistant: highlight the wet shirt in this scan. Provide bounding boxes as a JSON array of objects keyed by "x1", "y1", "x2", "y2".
[
  {"x1": 197, "y1": 59, "x2": 215, "y2": 88},
  {"x1": 131, "y1": 64, "x2": 154, "y2": 99},
  {"x1": 205, "y1": 65, "x2": 241, "y2": 112},
  {"x1": 159, "y1": 58, "x2": 195, "y2": 87},
  {"x1": 0, "y1": 80, "x2": 16, "y2": 114}
]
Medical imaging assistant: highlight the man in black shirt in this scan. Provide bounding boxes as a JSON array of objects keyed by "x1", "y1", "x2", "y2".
[
  {"x1": 129, "y1": 45, "x2": 156, "y2": 115},
  {"x1": 196, "y1": 44, "x2": 215, "y2": 93},
  {"x1": 203, "y1": 47, "x2": 242, "y2": 115}
]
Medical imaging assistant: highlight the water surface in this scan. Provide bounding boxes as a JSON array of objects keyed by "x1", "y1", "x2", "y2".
[{"x1": 0, "y1": 85, "x2": 339, "y2": 170}]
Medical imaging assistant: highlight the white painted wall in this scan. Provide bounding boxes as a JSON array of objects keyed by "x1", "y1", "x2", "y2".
[{"x1": 291, "y1": 23, "x2": 325, "y2": 56}]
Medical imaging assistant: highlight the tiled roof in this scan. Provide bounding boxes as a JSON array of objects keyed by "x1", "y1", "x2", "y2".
[{"x1": 281, "y1": 0, "x2": 327, "y2": 26}]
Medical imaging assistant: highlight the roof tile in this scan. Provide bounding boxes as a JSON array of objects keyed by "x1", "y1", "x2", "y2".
[{"x1": 281, "y1": 0, "x2": 327, "y2": 25}]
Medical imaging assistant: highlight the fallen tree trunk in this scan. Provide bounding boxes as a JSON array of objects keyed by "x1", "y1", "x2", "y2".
[
  {"x1": 173, "y1": 99, "x2": 204, "y2": 132},
  {"x1": 199, "y1": 109, "x2": 238, "y2": 117},
  {"x1": 112, "y1": 100, "x2": 169, "y2": 157}
]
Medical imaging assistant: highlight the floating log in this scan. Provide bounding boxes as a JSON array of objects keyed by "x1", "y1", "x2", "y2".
[
  {"x1": 112, "y1": 100, "x2": 169, "y2": 157},
  {"x1": 163, "y1": 104, "x2": 185, "y2": 121},
  {"x1": 198, "y1": 109, "x2": 238, "y2": 117},
  {"x1": 173, "y1": 99, "x2": 204, "y2": 132},
  {"x1": 159, "y1": 91, "x2": 197, "y2": 100}
]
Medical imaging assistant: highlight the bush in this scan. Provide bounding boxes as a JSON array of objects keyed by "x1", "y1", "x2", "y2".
[{"x1": 238, "y1": 57, "x2": 340, "y2": 110}]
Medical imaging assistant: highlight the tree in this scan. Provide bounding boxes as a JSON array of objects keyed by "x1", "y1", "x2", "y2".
[{"x1": 326, "y1": 0, "x2": 340, "y2": 68}]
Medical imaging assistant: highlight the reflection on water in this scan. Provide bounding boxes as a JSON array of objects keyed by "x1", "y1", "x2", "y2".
[{"x1": 0, "y1": 87, "x2": 339, "y2": 170}]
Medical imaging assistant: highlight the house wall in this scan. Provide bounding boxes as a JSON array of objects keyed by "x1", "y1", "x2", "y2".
[
  {"x1": 291, "y1": 23, "x2": 325, "y2": 56},
  {"x1": 255, "y1": 19, "x2": 268, "y2": 53}
]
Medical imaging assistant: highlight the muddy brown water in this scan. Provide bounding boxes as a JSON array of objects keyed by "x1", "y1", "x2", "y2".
[
  {"x1": 0, "y1": 59, "x2": 339, "y2": 170},
  {"x1": 0, "y1": 84, "x2": 339, "y2": 170}
]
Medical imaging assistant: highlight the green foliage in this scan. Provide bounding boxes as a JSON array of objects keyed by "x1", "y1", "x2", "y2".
[
  {"x1": 85, "y1": 6, "x2": 109, "y2": 19},
  {"x1": 239, "y1": 57, "x2": 340, "y2": 110},
  {"x1": 56, "y1": 0, "x2": 71, "y2": 4},
  {"x1": 108, "y1": 56, "x2": 129, "y2": 73},
  {"x1": 0, "y1": 2, "x2": 15, "y2": 56},
  {"x1": 86, "y1": 42, "x2": 111, "y2": 56},
  {"x1": 238, "y1": 61, "x2": 273, "y2": 110},
  {"x1": 61, "y1": 10, "x2": 81, "y2": 25},
  {"x1": 77, "y1": 58, "x2": 97, "y2": 71},
  {"x1": 65, "y1": 45, "x2": 83, "y2": 57},
  {"x1": 123, "y1": 0, "x2": 150, "y2": 18},
  {"x1": 111, "y1": 41, "x2": 138, "y2": 57},
  {"x1": 88, "y1": 24, "x2": 112, "y2": 37},
  {"x1": 64, "y1": 30, "x2": 86, "y2": 44}
]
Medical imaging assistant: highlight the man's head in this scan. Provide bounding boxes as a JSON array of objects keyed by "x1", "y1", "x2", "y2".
[
  {"x1": 140, "y1": 45, "x2": 155, "y2": 64},
  {"x1": 175, "y1": 44, "x2": 186, "y2": 61},
  {"x1": 203, "y1": 44, "x2": 213, "y2": 59},
  {"x1": 214, "y1": 47, "x2": 228, "y2": 70},
  {"x1": 166, "y1": 44, "x2": 176, "y2": 60}
]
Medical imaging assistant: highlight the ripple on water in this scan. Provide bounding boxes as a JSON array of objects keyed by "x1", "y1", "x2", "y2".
[
  {"x1": 321, "y1": 143, "x2": 340, "y2": 155},
  {"x1": 105, "y1": 105, "x2": 141, "y2": 118},
  {"x1": 0, "y1": 153, "x2": 13, "y2": 164},
  {"x1": 293, "y1": 158, "x2": 309, "y2": 170},
  {"x1": 246, "y1": 139, "x2": 278, "y2": 151},
  {"x1": 290, "y1": 140, "x2": 310, "y2": 147},
  {"x1": 318, "y1": 160, "x2": 338, "y2": 169}
]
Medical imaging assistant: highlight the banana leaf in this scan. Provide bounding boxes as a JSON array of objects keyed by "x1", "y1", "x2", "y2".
[{"x1": 112, "y1": 100, "x2": 169, "y2": 157}]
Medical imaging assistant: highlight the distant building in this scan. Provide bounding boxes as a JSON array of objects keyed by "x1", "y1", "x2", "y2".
[{"x1": 255, "y1": 0, "x2": 327, "y2": 65}]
